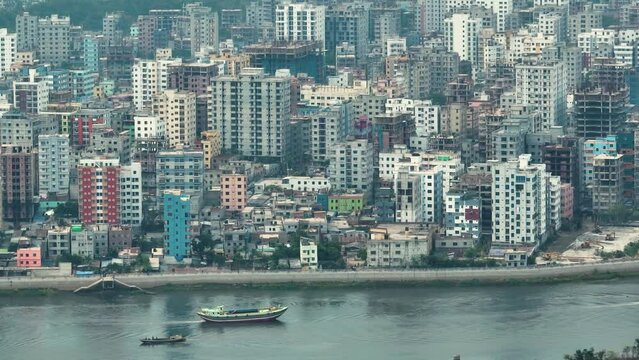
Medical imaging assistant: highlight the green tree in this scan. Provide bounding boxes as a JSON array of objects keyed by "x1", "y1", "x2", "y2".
[
  {"x1": 357, "y1": 248, "x2": 367, "y2": 260},
  {"x1": 428, "y1": 92, "x2": 447, "y2": 106},
  {"x1": 135, "y1": 254, "x2": 152, "y2": 272},
  {"x1": 463, "y1": 246, "x2": 481, "y2": 259},
  {"x1": 58, "y1": 253, "x2": 87, "y2": 266},
  {"x1": 317, "y1": 240, "x2": 346, "y2": 269},
  {"x1": 54, "y1": 201, "x2": 79, "y2": 218},
  {"x1": 624, "y1": 242, "x2": 639, "y2": 257},
  {"x1": 8, "y1": 243, "x2": 18, "y2": 252}
]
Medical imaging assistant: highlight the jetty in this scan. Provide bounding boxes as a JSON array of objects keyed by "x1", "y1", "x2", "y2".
[{"x1": 73, "y1": 276, "x2": 154, "y2": 294}]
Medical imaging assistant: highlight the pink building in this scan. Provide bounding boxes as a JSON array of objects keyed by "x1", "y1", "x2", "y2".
[
  {"x1": 561, "y1": 183, "x2": 574, "y2": 220},
  {"x1": 221, "y1": 174, "x2": 247, "y2": 211},
  {"x1": 17, "y1": 247, "x2": 41, "y2": 268}
]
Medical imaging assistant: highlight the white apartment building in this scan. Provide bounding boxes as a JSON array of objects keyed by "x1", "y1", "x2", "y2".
[
  {"x1": 38, "y1": 134, "x2": 70, "y2": 199},
  {"x1": 367, "y1": 225, "x2": 434, "y2": 267},
  {"x1": 311, "y1": 102, "x2": 352, "y2": 162},
  {"x1": 416, "y1": 0, "x2": 446, "y2": 33},
  {"x1": 507, "y1": 30, "x2": 557, "y2": 63},
  {"x1": 492, "y1": 154, "x2": 550, "y2": 245},
  {"x1": 444, "y1": 13, "x2": 482, "y2": 66},
  {"x1": 515, "y1": 58, "x2": 566, "y2": 130},
  {"x1": 13, "y1": 69, "x2": 49, "y2": 114},
  {"x1": 385, "y1": 37, "x2": 407, "y2": 57},
  {"x1": 276, "y1": 2, "x2": 326, "y2": 50},
  {"x1": 422, "y1": 152, "x2": 464, "y2": 194},
  {"x1": 37, "y1": 14, "x2": 70, "y2": 66},
  {"x1": 394, "y1": 166, "x2": 422, "y2": 223},
  {"x1": 282, "y1": 176, "x2": 331, "y2": 192},
  {"x1": 614, "y1": 43, "x2": 635, "y2": 67},
  {"x1": 208, "y1": 68, "x2": 291, "y2": 159},
  {"x1": 548, "y1": 175, "x2": 562, "y2": 231},
  {"x1": 300, "y1": 81, "x2": 369, "y2": 107},
  {"x1": 378, "y1": 145, "x2": 422, "y2": 183},
  {"x1": 134, "y1": 114, "x2": 165, "y2": 140},
  {"x1": 0, "y1": 29, "x2": 16, "y2": 78},
  {"x1": 444, "y1": 192, "x2": 481, "y2": 239},
  {"x1": 414, "y1": 102, "x2": 440, "y2": 136},
  {"x1": 577, "y1": 29, "x2": 616, "y2": 55},
  {"x1": 328, "y1": 138, "x2": 374, "y2": 193},
  {"x1": 187, "y1": 3, "x2": 219, "y2": 56},
  {"x1": 119, "y1": 162, "x2": 144, "y2": 226},
  {"x1": 538, "y1": 13, "x2": 564, "y2": 41},
  {"x1": 299, "y1": 238, "x2": 318, "y2": 270},
  {"x1": 132, "y1": 58, "x2": 182, "y2": 111},
  {"x1": 478, "y1": 0, "x2": 512, "y2": 32},
  {"x1": 152, "y1": 90, "x2": 196, "y2": 149}
]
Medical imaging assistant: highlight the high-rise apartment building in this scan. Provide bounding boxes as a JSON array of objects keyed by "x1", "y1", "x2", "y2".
[
  {"x1": 492, "y1": 154, "x2": 550, "y2": 245},
  {"x1": 276, "y1": 2, "x2": 326, "y2": 49},
  {"x1": 311, "y1": 102, "x2": 352, "y2": 162},
  {"x1": 78, "y1": 158, "x2": 142, "y2": 226},
  {"x1": 15, "y1": 12, "x2": 38, "y2": 52},
  {"x1": 515, "y1": 58, "x2": 566, "y2": 130},
  {"x1": 328, "y1": 138, "x2": 374, "y2": 194},
  {"x1": 0, "y1": 110, "x2": 58, "y2": 148},
  {"x1": 208, "y1": 68, "x2": 291, "y2": 160},
  {"x1": 444, "y1": 13, "x2": 482, "y2": 67},
  {"x1": 186, "y1": 3, "x2": 219, "y2": 57},
  {"x1": 0, "y1": 145, "x2": 35, "y2": 223},
  {"x1": 325, "y1": 4, "x2": 369, "y2": 64},
  {"x1": 163, "y1": 189, "x2": 193, "y2": 260},
  {"x1": 132, "y1": 58, "x2": 182, "y2": 111},
  {"x1": 0, "y1": 28, "x2": 16, "y2": 78},
  {"x1": 152, "y1": 90, "x2": 197, "y2": 149},
  {"x1": 102, "y1": 12, "x2": 123, "y2": 46},
  {"x1": 416, "y1": 0, "x2": 445, "y2": 34},
  {"x1": 37, "y1": 14, "x2": 70, "y2": 66},
  {"x1": 38, "y1": 134, "x2": 70, "y2": 199},
  {"x1": 156, "y1": 149, "x2": 204, "y2": 207}
]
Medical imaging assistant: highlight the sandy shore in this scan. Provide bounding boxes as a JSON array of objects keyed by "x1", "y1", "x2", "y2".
[{"x1": 2, "y1": 260, "x2": 639, "y2": 292}]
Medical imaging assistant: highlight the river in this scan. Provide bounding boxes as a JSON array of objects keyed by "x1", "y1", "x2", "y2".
[{"x1": 2, "y1": 279, "x2": 639, "y2": 360}]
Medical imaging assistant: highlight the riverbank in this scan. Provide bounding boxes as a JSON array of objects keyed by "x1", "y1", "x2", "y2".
[{"x1": 2, "y1": 260, "x2": 639, "y2": 294}]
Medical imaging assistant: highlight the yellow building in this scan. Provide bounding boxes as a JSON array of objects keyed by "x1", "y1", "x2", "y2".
[{"x1": 201, "y1": 130, "x2": 221, "y2": 169}]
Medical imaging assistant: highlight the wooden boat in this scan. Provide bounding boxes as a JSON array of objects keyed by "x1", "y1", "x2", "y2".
[
  {"x1": 140, "y1": 335, "x2": 186, "y2": 345},
  {"x1": 197, "y1": 305, "x2": 287, "y2": 323}
]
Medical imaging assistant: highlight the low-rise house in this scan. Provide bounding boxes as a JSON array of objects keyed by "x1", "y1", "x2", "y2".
[
  {"x1": 328, "y1": 193, "x2": 365, "y2": 214},
  {"x1": 70, "y1": 227, "x2": 95, "y2": 259},
  {"x1": 46, "y1": 226, "x2": 70, "y2": 259},
  {"x1": 299, "y1": 238, "x2": 318, "y2": 270},
  {"x1": 367, "y1": 224, "x2": 437, "y2": 268},
  {"x1": 16, "y1": 247, "x2": 41, "y2": 268}
]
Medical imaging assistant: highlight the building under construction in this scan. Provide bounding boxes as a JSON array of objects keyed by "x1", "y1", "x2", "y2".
[
  {"x1": 574, "y1": 59, "x2": 631, "y2": 139},
  {"x1": 244, "y1": 41, "x2": 325, "y2": 82},
  {"x1": 573, "y1": 87, "x2": 629, "y2": 139}
]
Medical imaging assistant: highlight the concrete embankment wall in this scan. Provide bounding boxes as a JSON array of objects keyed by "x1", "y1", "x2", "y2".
[{"x1": 2, "y1": 261, "x2": 639, "y2": 292}]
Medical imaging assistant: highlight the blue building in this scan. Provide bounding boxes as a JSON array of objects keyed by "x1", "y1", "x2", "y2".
[
  {"x1": 70, "y1": 70, "x2": 98, "y2": 100},
  {"x1": 163, "y1": 190, "x2": 192, "y2": 260},
  {"x1": 83, "y1": 36, "x2": 100, "y2": 73}
]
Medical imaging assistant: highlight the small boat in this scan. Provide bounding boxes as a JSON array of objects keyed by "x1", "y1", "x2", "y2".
[
  {"x1": 140, "y1": 335, "x2": 187, "y2": 345},
  {"x1": 197, "y1": 305, "x2": 287, "y2": 323}
]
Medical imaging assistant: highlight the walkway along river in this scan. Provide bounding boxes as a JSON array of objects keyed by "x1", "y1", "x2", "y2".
[{"x1": 3, "y1": 259, "x2": 639, "y2": 291}]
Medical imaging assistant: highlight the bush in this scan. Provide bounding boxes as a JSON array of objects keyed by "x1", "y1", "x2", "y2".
[{"x1": 624, "y1": 242, "x2": 639, "y2": 257}]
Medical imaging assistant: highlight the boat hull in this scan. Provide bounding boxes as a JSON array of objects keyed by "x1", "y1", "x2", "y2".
[
  {"x1": 197, "y1": 308, "x2": 287, "y2": 323},
  {"x1": 140, "y1": 338, "x2": 186, "y2": 345}
]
